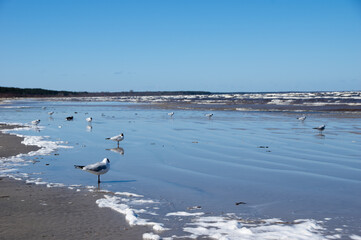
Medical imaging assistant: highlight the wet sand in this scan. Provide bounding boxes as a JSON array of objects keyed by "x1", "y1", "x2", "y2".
[
  {"x1": 0, "y1": 124, "x2": 40, "y2": 158},
  {"x1": 0, "y1": 126, "x2": 150, "y2": 240}
]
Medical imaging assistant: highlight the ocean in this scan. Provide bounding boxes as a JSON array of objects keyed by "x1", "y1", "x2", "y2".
[{"x1": 1, "y1": 91, "x2": 361, "y2": 239}]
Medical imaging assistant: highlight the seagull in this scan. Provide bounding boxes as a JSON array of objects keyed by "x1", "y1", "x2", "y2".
[
  {"x1": 297, "y1": 115, "x2": 306, "y2": 121},
  {"x1": 168, "y1": 112, "x2": 174, "y2": 117},
  {"x1": 31, "y1": 119, "x2": 40, "y2": 125},
  {"x1": 75, "y1": 158, "x2": 110, "y2": 183},
  {"x1": 313, "y1": 124, "x2": 326, "y2": 132},
  {"x1": 48, "y1": 111, "x2": 54, "y2": 115},
  {"x1": 86, "y1": 117, "x2": 92, "y2": 122},
  {"x1": 66, "y1": 116, "x2": 74, "y2": 121},
  {"x1": 106, "y1": 133, "x2": 124, "y2": 147},
  {"x1": 205, "y1": 113, "x2": 213, "y2": 118}
]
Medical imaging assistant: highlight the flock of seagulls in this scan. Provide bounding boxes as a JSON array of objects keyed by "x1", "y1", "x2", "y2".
[
  {"x1": 295, "y1": 115, "x2": 326, "y2": 133},
  {"x1": 30, "y1": 109, "x2": 127, "y2": 184},
  {"x1": 30, "y1": 108, "x2": 327, "y2": 184}
]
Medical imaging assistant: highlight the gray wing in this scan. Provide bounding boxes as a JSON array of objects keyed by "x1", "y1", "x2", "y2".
[
  {"x1": 84, "y1": 162, "x2": 106, "y2": 172},
  {"x1": 90, "y1": 164, "x2": 107, "y2": 172}
]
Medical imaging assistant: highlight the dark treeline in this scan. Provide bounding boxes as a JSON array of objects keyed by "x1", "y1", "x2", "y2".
[{"x1": 0, "y1": 86, "x2": 211, "y2": 98}]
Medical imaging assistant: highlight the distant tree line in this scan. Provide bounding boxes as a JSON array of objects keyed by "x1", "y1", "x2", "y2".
[
  {"x1": 0, "y1": 86, "x2": 86, "y2": 97},
  {"x1": 0, "y1": 86, "x2": 211, "y2": 98}
]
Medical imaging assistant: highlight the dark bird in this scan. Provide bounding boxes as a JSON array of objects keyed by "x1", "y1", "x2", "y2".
[{"x1": 313, "y1": 124, "x2": 326, "y2": 132}]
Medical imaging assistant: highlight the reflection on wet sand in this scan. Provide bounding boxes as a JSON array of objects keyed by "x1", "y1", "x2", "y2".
[
  {"x1": 315, "y1": 133, "x2": 325, "y2": 139},
  {"x1": 106, "y1": 147, "x2": 124, "y2": 155},
  {"x1": 86, "y1": 125, "x2": 92, "y2": 132}
]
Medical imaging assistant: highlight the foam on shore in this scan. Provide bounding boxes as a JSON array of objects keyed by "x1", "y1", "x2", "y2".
[
  {"x1": 96, "y1": 195, "x2": 167, "y2": 232},
  {"x1": 179, "y1": 215, "x2": 335, "y2": 240},
  {"x1": 0, "y1": 122, "x2": 72, "y2": 175}
]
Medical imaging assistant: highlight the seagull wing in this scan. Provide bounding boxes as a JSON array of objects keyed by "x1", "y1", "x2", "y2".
[{"x1": 83, "y1": 161, "x2": 105, "y2": 171}]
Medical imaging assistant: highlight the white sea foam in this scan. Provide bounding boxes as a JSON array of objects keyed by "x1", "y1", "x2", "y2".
[
  {"x1": 115, "y1": 191, "x2": 144, "y2": 198},
  {"x1": 176, "y1": 216, "x2": 340, "y2": 240},
  {"x1": 166, "y1": 211, "x2": 205, "y2": 217},
  {"x1": 350, "y1": 235, "x2": 361, "y2": 240},
  {"x1": 0, "y1": 122, "x2": 72, "y2": 179},
  {"x1": 26, "y1": 178, "x2": 47, "y2": 185},
  {"x1": 143, "y1": 233, "x2": 161, "y2": 240},
  {"x1": 96, "y1": 195, "x2": 166, "y2": 232}
]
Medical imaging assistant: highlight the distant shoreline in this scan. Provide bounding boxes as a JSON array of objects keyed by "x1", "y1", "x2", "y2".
[
  {"x1": 1, "y1": 86, "x2": 360, "y2": 98},
  {"x1": 1, "y1": 87, "x2": 361, "y2": 113},
  {"x1": 0, "y1": 86, "x2": 211, "y2": 98}
]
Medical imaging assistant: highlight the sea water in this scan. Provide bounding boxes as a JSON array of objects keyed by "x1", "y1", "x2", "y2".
[{"x1": 1, "y1": 96, "x2": 361, "y2": 239}]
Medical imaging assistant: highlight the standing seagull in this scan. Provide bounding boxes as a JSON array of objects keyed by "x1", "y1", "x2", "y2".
[
  {"x1": 86, "y1": 117, "x2": 93, "y2": 122},
  {"x1": 31, "y1": 119, "x2": 40, "y2": 125},
  {"x1": 205, "y1": 113, "x2": 213, "y2": 118},
  {"x1": 48, "y1": 111, "x2": 54, "y2": 115},
  {"x1": 106, "y1": 133, "x2": 124, "y2": 147},
  {"x1": 168, "y1": 112, "x2": 174, "y2": 117},
  {"x1": 74, "y1": 158, "x2": 110, "y2": 183},
  {"x1": 297, "y1": 115, "x2": 306, "y2": 121},
  {"x1": 313, "y1": 124, "x2": 326, "y2": 133}
]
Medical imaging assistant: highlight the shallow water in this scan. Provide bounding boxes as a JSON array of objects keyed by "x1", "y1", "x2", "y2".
[{"x1": 1, "y1": 98, "x2": 361, "y2": 239}]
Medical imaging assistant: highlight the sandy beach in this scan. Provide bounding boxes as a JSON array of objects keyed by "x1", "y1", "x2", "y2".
[{"x1": 0, "y1": 127, "x2": 150, "y2": 240}]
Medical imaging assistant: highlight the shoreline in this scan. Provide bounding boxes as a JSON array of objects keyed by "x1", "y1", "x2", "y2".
[{"x1": 0, "y1": 125, "x2": 150, "y2": 240}]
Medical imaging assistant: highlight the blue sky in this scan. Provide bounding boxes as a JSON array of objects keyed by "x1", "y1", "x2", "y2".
[{"x1": 0, "y1": 0, "x2": 360, "y2": 92}]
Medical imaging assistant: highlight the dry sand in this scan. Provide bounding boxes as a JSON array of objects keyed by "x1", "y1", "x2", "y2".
[{"x1": 0, "y1": 125, "x2": 150, "y2": 240}]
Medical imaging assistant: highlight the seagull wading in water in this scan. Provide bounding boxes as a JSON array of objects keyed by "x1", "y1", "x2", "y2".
[
  {"x1": 31, "y1": 119, "x2": 40, "y2": 125},
  {"x1": 297, "y1": 115, "x2": 306, "y2": 121},
  {"x1": 74, "y1": 158, "x2": 110, "y2": 183},
  {"x1": 313, "y1": 124, "x2": 326, "y2": 132},
  {"x1": 106, "y1": 133, "x2": 124, "y2": 147}
]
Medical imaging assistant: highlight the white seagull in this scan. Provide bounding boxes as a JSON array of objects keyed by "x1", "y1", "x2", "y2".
[
  {"x1": 74, "y1": 158, "x2": 110, "y2": 183},
  {"x1": 48, "y1": 111, "x2": 54, "y2": 115},
  {"x1": 168, "y1": 112, "x2": 174, "y2": 117},
  {"x1": 205, "y1": 113, "x2": 213, "y2": 118},
  {"x1": 31, "y1": 119, "x2": 40, "y2": 125},
  {"x1": 106, "y1": 133, "x2": 124, "y2": 147},
  {"x1": 86, "y1": 117, "x2": 93, "y2": 122},
  {"x1": 313, "y1": 124, "x2": 326, "y2": 132},
  {"x1": 297, "y1": 115, "x2": 306, "y2": 121}
]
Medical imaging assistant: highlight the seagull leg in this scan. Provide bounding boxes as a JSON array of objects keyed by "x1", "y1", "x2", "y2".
[
  {"x1": 98, "y1": 175, "x2": 100, "y2": 184},
  {"x1": 117, "y1": 141, "x2": 119, "y2": 147}
]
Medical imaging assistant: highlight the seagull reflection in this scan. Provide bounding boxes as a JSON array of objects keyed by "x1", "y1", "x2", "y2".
[
  {"x1": 106, "y1": 147, "x2": 124, "y2": 155},
  {"x1": 32, "y1": 126, "x2": 41, "y2": 132},
  {"x1": 315, "y1": 133, "x2": 325, "y2": 139},
  {"x1": 86, "y1": 125, "x2": 92, "y2": 132}
]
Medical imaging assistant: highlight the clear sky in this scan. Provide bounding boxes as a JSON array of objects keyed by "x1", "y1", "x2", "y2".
[{"x1": 0, "y1": 0, "x2": 360, "y2": 92}]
